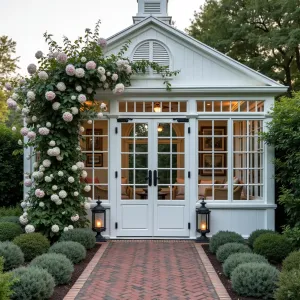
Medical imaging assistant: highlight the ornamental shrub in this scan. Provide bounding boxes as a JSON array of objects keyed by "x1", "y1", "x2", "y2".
[
  {"x1": 11, "y1": 266, "x2": 55, "y2": 300},
  {"x1": 223, "y1": 252, "x2": 268, "y2": 278},
  {"x1": 0, "y1": 241, "x2": 24, "y2": 271},
  {"x1": 231, "y1": 262, "x2": 279, "y2": 298},
  {"x1": 247, "y1": 229, "x2": 277, "y2": 248},
  {"x1": 282, "y1": 225, "x2": 300, "y2": 249},
  {"x1": 13, "y1": 233, "x2": 50, "y2": 261},
  {"x1": 0, "y1": 216, "x2": 20, "y2": 224},
  {"x1": 216, "y1": 243, "x2": 252, "y2": 262},
  {"x1": 30, "y1": 253, "x2": 74, "y2": 285},
  {"x1": 282, "y1": 251, "x2": 300, "y2": 272},
  {"x1": 0, "y1": 257, "x2": 15, "y2": 300},
  {"x1": 0, "y1": 124, "x2": 23, "y2": 207},
  {"x1": 253, "y1": 233, "x2": 293, "y2": 263},
  {"x1": 0, "y1": 206, "x2": 22, "y2": 217},
  {"x1": 0, "y1": 222, "x2": 23, "y2": 241},
  {"x1": 59, "y1": 228, "x2": 96, "y2": 249},
  {"x1": 209, "y1": 231, "x2": 245, "y2": 254},
  {"x1": 49, "y1": 241, "x2": 86, "y2": 264},
  {"x1": 274, "y1": 269, "x2": 300, "y2": 300}
]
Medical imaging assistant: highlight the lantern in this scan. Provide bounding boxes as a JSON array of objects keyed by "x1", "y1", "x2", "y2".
[
  {"x1": 196, "y1": 199, "x2": 211, "y2": 243},
  {"x1": 91, "y1": 197, "x2": 107, "y2": 242}
]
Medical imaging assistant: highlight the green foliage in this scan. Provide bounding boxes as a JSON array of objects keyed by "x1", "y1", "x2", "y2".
[
  {"x1": 0, "y1": 124, "x2": 23, "y2": 207},
  {"x1": 30, "y1": 253, "x2": 73, "y2": 285},
  {"x1": 231, "y1": 262, "x2": 279, "y2": 298},
  {"x1": 0, "y1": 222, "x2": 22, "y2": 241},
  {"x1": 282, "y1": 225, "x2": 300, "y2": 249},
  {"x1": 0, "y1": 206, "x2": 22, "y2": 217},
  {"x1": 0, "y1": 257, "x2": 15, "y2": 300},
  {"x1": 0, "y1": 241, "x2": 24, "y2": 271},
  {"x1": 13, "y1": 233, "x2": 50, "y2": 261},
  {"x1": 223, "y1": 252, "x2": 268, "y2": 278},
  {"x1": 11, "y1": 266, "x2": 55, "y2": 300},
  {"x1": 187, "y1": 0, "x2": 300, "y2": 91},
  {"x1": 248, "y1": 229, "x2": 277, "y2": 248},
  {"x1": 59, "y1": 228, "x2": 95, "y2": 249},
  {"x1": 275, "y1": 269, "x2": 300, "y2": 300},
  {"x1": 49, "y1": 241, "x2": 86, "y2": 264},
  {"x1": 209, "y1": 231, "x2": 245, "y2": 254},
  {"x1": 0, "y1": 216, "x2": 20, "y2": 224},
  {"x1": 282, "y1": 251, "x2": 300, "y2": 272},
  {"x1": 216, "y1": 242, "x2": 252, "y2": 263},
  {"x1": 253, "y1": 233, "x2": 293, "y2": 263}
]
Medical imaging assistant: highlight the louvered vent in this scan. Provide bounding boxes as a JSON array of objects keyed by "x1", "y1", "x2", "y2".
[
  {"x1": 153, "y1": 42, "x2": 169, "y2": 73},
  {"x1": 132, "y1": 42, "x2": 150, "y2": 74},
  {"x1": 144, "y1": 2, "x2": 161, "y2": 14}
]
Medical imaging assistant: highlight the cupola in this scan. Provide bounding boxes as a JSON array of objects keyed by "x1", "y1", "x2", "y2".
[{"x1": 133, "y1": 0, "x2": 172, "y2": 24}]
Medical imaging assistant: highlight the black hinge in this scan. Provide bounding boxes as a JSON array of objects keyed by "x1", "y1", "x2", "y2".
[
  {"x1": 115, "y1": 171, "x2": 118, "y2": 178},
  {"x1": 115, "y1": 222, "x2": 118, "y2": 229},
  {"x1": 117, "y1": 118, "x2": 133, "y2": 123},
  {"x1": 173, "y1": 118, "x2": 189, "y2": 123},
  {"x1": 188, "y1": 171, "x2": 191, "y2": 178},
  {"x1": 115, "y1": 127, "x2": 118, "y2": 134},
  {"x1": 188, "y1": 127, "x2": 191, "y2": 134},
  {"x1": 188, "y1": 222, "x2": 191, "y2": 230}
]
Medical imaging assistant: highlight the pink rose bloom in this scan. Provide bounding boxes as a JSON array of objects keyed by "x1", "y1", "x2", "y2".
[
  {"x1": 20, "y1": 127, "x2": 29, "y2": 136},
  {"x1": 86, "y1": 61, "x2": 96, "y2": 70},
  {"x1": 97, "y1": 38, "x2": 107, "y2": 48},
  {"x1": 66, "y1": 64, "x2": 76, "y2": 76},
  {"x1": 38, "y1": 127, "x2": 50, "y2": 135},
  {"x1": 35, "y1": 189, "x2": 45, "y2": 198},
  {"x1": 77, "y1": 94, "x2": 87, "y2": 103},
  {"x1": 63, "y1": 112, "x2": 73, "y2": 122},
  {"x1": 27, "y1": 131, "x2": 36, "y2": 140},
  {"x1": 7, "y1": 98, "x2": 17, "y2": 109},
  {"x1": 113, "y1": 83, "x2": 125, "y2": 95},
  {"x1": 56, "y1": 52, "x2": 68, "y2": 63},
  {"x1": 45, "y1": 91, "x2": 56, "y2": 101},
  {"x1": 24, "y1": 179, "x2": 32, "y2": 187},
  {"x1": 5, "y1": 82, "x2": 12, "y2": 90}
]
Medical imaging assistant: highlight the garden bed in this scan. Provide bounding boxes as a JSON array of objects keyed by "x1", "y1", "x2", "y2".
[
  {"x1": 49, "y1": 243, "x2": 101, "y2": 300},
  {"x1": 202, "y1": 244, "x2": 259, "y2": 300}
]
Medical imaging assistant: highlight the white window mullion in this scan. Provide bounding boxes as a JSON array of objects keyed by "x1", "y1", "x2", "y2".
[{"x1": 228, "y1": 120, "x2": 233, "y2": 202}]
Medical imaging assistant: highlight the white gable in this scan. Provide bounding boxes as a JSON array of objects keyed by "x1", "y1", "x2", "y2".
[{"x1": 106, "y1": 17, "x2": 285, "y2": 91}]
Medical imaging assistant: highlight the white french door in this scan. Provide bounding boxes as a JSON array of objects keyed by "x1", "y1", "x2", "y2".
[{"x1": 116, "y1": 119, "x2": 190, "y2": 237}]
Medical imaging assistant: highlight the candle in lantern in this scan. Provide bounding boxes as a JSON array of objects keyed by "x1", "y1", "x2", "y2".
[
  {"x1": 96, "y1": 220, "x2": 102, "y2": 228},
  {"x1": 201, "y1": 223, "x2": 206, "y2": 230}
]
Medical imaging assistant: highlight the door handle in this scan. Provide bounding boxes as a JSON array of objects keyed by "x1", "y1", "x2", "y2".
[
  {"x1": 146, "y1": 170, "x2": 152, "y2": 186},
  {"x1": 153, "y1": 170, "x2": 159, "y2": 187}
]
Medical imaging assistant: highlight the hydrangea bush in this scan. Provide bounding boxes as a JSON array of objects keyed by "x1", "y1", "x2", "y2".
[{"x1": 5, "y1": 22, "x2": 178, "y2": 237}]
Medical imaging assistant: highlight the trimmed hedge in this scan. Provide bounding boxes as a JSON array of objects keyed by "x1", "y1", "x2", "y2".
[
  {"x1": 231, "y1": 262, "x2": 279, "y2": 298},
  {"x1": 0, "y1": 257, "x2": 14, "y2": 300},
  {"x1": 275, "y1": 269, "x2": 300, "y2": 300},
  {"x1": 209, "y1": 231, "x2": 245, "y2": 254},
  {"x1": 216, "y1": 242, "x2": 252, "y2": 263},
  {"x1": 282, "y1": 251, "x2": 300, "y2": 272},
  {"x1": 0, "y1": 207, "x2": 22, "y2": 217},
  {"x1": 13, "y1": 233, "x2": 50, "y2": 261},
  {"x1": 11, "y1": 266, "x2": 55, "y2": 300},
  {"x1": 247, "y1": 229, "x2": 276, "y2": 248},
  {"x1": 0, "y1": 216, "x2": 20, "y2": 224},
  {"x1": 0, "y1": 241, "x2": 24, "y2": 271},
  {"x1": 223, "y1": 252, "x2": 269, "y2": 278},
  {"x1": 253, "y1": 233, "x2": 293, "y2": 263},
  {"x1": 30, "y1": 253, "x2": 74, "y2": 285},
  {"x1": 59, "y1": 228, "x2": 96, "y2": 249},
  {"x1": 0, "y1": 222, "x2": 22, "y2": 241}
]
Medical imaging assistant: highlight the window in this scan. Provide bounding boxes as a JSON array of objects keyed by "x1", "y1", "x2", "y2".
[
  {"x1": 119, "y1": 101, "x2": 186, "y2": 113},
  {"x1": 197, "y1": 101, "x2": 264, "y2": 113}
]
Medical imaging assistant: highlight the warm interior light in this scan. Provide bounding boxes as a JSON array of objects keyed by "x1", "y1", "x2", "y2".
[
  {"x1": 157, "y1": 124, "x2": 163, "y2": 132},
  {"x1": 201, "y1": 223, "x2": 206, "y2": 230},
  {"x1": 206, "y1": 103, "x2": 211, "y2": 106},
  {"x1": 96, "y1": 220, "x2": 102, "y2": 228},
  {"x1": 154, "y1": 102, "x2": 161, "y2": 113}
]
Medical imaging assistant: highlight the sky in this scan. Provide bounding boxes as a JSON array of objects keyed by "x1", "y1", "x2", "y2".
[{"x1": 1, "y1": 0, "x2": 205, "y2": 75}]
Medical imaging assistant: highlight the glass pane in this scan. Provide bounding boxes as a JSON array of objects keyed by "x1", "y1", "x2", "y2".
[
  {"x1": 205, "y1": 101, "x2": 212, "y2": 112},
  {"x1": 172, "y1": 185, "x2": 185, "y2": 200},
  {"x1": 121, "y1": 124, "x2": 132, "y2": 137},
  {"x1": 180, "y1": 102, "x2": 187, "y2": 112},
  {"x1": 135, "y1": 186, "x2": 148, "y2": 200},
  {"x1": 135, "y1": 154, "x2": 148, "y2": 168},
  {"x1": 135, "y1": 170, "x2": 148, "y2": 184},
  {"x1": 135, "y1": 141, "x2": 148, "y2": 152},
  {"x1": 94, "y1": 120, "x2": 108, "y2": 135},
  {"x1": 173, "y1": 123, "x2": 184, "y2": 137},
  {"x1": 173, "y1": 138, "x2": 184, "y2": 152},
  {"x1": 172, "y1": 154, "x2": 184, "y2": 168},
  {"x1": 135, "y1": 123, "x2": 148, "y2": 137},
  {"x1": 197, "y1": 101, "x2": 204, "y2": 112},
  {"x1": 121, "y1": 170, "x2": 133, "y2": 185},
  {"x1": 214, "y1": 101, "x2": 221, "y2": 112},
  {"x1": 158, "y1": 123, "x2": 170, "y2": 136},
  {"x1": 94, "y1": 169, "x2": 108, "y2": 184},
  {"x1": 127, "y1": 102, "x2": 134, "y2": 112},
  {"x1": 158, "y1": 170, "x2": 171, "y2": 184},
  {"x1": 93, "y1": 185, "x2": 108, "y2": 200},
  {"x1": 222, "y1": 101, "x2": 230, "y2": 112},
  {"x1": 158, "y1": 143, "x2": 170, "y2": 152}
]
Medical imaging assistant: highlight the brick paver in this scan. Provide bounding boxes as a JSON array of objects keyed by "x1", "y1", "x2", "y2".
[{"x1": 74, "y1": 241, "x2": 221, "y2": 300}]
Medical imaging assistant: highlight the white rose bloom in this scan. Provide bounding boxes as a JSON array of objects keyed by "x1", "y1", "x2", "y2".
[
  {"x1": 42, "y1": 159, "x2": 51, "y2": 168},
  {"x1": 87, "y1": 120, "x2": 92, "y2": 124},
  {"x1": 46, "y1": 122, "x2": 51, "y2": 128},
  {"x1": 39, "y1": 165, "x2": 45, "y2": 172},
  {"x1": 75, "y1": 68, "x2": 85, "y2": 78},
  {"x1": 25, "y1": 224, "x2": 35, "y2": 233},
  {"x1": 51, "y1": 194, "x2": 59, "y2": 201},
  {"x1": 97, "y1": 67, "x2": 105, "y2": 75},
  {"x1": 49, "y1": 140, "x2": 56, "y2": 146},
  {"x1": 31, "y1": 171, "x2": 40, "y2": 179},
  {"x1": 84, "y1": 185, "x2": 91, "y2": 192},
  {"x1": 27, "y1": 91, "x2": 36, "y2": 100},
  {"x1": 63, "y1": 227, "x2": 69, "y2": 232},
  {"x1": 71, "y1": 165, "x2": 78, "y2": 172},
  {"x1": 56, "y1": 82, "x2": 66, "y2": 92},
  {"x1": 31, "y1": 116, "x2": 37, "y2": 122},
  {"x1": 100, "y1": 102, "x2": 107, "y2": 110},
  {"x1": 20, "y1": 201, "x2": 27, "y2": 208},
  {"x1": 45, "y1": 176, "x2": 52, "y2": 182},
  {"x1": 19, "y1": 215, "x2": 28, "y2": 225},
  {"x1": 23, "y1": 212, "x2": 28, "y2": 217},
  {"x1": 59, "y1": 190, "x2": 67, "y2": 198},
  {"x1": 76, "y1": 162, "x2": 85, "y2": 169},
  {"x1": 77, "y1": 94, "x2": 86, "y2": 103},
  {"x1": 68, "y1": 225, "x2": 74, "y2": 230},
  {"x1": 11, "y1": 93, "x2": 19, "y2": 100},
  {"x1": 97, "y1": 112, "x2": 103, "y2": 118},
  {"x1": 39, "y1": 202, "x2": 45, "y2": 207},
  {"x1": 106, "y1": 71, "x2": 111, "y2": 76},
  {"x1": 56, "y1": 155, "x2": 63, "y2": 161},
  {"x1": 51, "y1": 224, "x2": 59, "y2": 233},
  {"x1": 38, "y1": 127, "x2": 50, "y2": 136},
  {"x1": 87, "y1": 87, "x2": 93, "y2": 94},
  {"x1": 75, "y1": 85, "x2": 82, "y2": 92},
  {"x1": 24, "y1": 193, "x2": 29, "y2": 200},
  {"x1": 81, "y1": 57, "x2": 87, "y2": 63},
  {"x1": 22, "y1": 107, "x2": 29, "y2": 116},
  {"x1": 56, "y1": 199, "x2": 62, "y2": 205},
  {"x1": 84, "y1": 202, "x2": 90, "y2": 210},
  {"x1": 52, "y1": 102, "x2": 61, "y2": 110},
  {"x1": 100, "y1": 75, "x2": 106, "y2": 82},
  {"x1": 50, "y1": 174, "x2": 54, "y2": 178},
  {"x1": 58, "y1": 171, "x2": 64, "y2": 177},
  {"x1": 76, "y1": 147, "x2": 81, "y2": 151},
  {"x1": 111, "y1": 73, "x2": 118, "y2": 81},
  {"x1": 68, "y1": 176, "x2": 75, "y2": 183},
  {"x1": 71, "y1": 107, "x2": 78, "y2": 115},
  {"x1": 71, "y1": 95, "x2": 76, "y2": 100},
  {"x1": 79, "y1": 126, "x2": 84, "y2": 133},
  {"x1": 38, "y1": 71, "x2": 48, "y2": 81},
  {"x1": 71, "y1": 214, "x2": 79, "y2": 222},
  {"x1": 38, "y1": 171, "x2": 44, "y2": 178},
  {"x1": 74, "y1": 191, "x2": 79, "y2": 197},
  {"x1": 113, "y1": 83, "x2": 125, "y2": 95},
  {"x1": 33, "y1": 162, "x2": 38, "y2": 169},
  {"x1": 47, "y1": 149, "x2": 54, "y2": 156},
  {"x1": 52, "y1": 185, "x2": 58, "y2": 191},
  {"x1": 81, "y1": 170, "x2": 88, "y2": 178}
]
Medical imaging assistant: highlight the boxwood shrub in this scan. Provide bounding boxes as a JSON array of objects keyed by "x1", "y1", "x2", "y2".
[
  {"x1": 231, "y1": 262, "x2": 279, "y2": 298},
  {"x1": 275, "y1": 269, "x2": 300, "y2": 300},
  {"x1": 209, "y1": 231, "x2": 245, "y2": 254},
  {"x1": 216, "y1": 242, "x2": 252, "y2": 263},
  {"x1": 59, "y1": 228, "x2": 96, "y2": 249},
  {"x1": 282, "y1": 251, "x2": 300, "y2": 272},
  {"x1": 223, "y1": 252, "x2": 269, "y2": 278},
  {"x1": 0, "y1": 257, "x2": 15, "y2": 300},
  {"x1": 49, "y1": 241, "x2": 86, "y2": 264},
  {"x1": 0, "y1": 241, "x2": 24, "y2": 271},
  {"x1": 0, "y1": 216, "x2": 20, "y2": 224},
  {"x1": 247, "y1": 229, "x2": 277, "y2": 248},
  {"x1": 0, "y1": 222, "x2": 23, "y2": 241},
  {"x1": 13, "y1": 233, "x2": 50, "y2": 261},
  {"x1": 30, "y1": 253, "x2": 74, "y2": 285},
  {"x1": 253, "y1": 233, "x2": 293, "y2": 263},
  {"x1": 11, "y1": 266, "x2": 55, "y2": 300}
]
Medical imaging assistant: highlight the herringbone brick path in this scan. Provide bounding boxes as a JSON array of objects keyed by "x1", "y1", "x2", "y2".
[{"x1": 75, "y1": 241, "x2": 220, "y2": 300}]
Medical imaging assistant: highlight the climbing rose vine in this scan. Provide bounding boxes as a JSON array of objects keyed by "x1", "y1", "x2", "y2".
[{"x1": 6, "y1": 21, "x2": 179, "y2": 237}]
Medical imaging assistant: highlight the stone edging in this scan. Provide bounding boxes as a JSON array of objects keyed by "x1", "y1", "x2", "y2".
[
  {"x1": 64, "y1": 242, "x2": 109, "y2": 300},
  {"x1": 194, "y1": 244, "x2": 232, "y2": 300}
]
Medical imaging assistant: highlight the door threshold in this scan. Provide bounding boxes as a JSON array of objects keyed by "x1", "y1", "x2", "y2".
[{"x1": 112, "y1": 237, "x2": 192, "y2": 240}]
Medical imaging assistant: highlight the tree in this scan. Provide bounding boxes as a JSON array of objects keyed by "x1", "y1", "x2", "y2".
[{"x1": 186, "y1": 0, "x2": 300, "y2": 92}]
